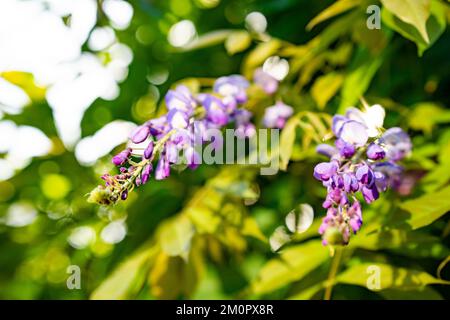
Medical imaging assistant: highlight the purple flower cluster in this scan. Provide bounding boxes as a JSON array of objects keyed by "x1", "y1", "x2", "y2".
[
  {"x1": 262, "y1": 101, "x2": 293, "y2": 129},
  {"x1": 314, "y1": 106, "x2": 412, "y2": 246},
  {"x1": 89, "y1": 75, "x2": 258, "y2": 205}
]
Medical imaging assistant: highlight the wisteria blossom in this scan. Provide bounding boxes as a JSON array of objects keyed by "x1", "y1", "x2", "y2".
[
  {"x1": 262, "y1": 101, "x2": 293, "y2": 129},
  {"x1": 314, "y1": 104, "x2": 412, "y2": 246},
  {"x1": 88, "y1": 72, "x2": 292, "y2": 205}
]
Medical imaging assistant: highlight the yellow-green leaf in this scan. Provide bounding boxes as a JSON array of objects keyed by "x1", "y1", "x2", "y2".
[
  {"x1": 90, "y1": 248, "x2": 155, "y2": 300},
  {"x1": 306, "y1": 0, "x2": 361, "y2": 30},
  {"x1": 381, "y1": 0, "x2": 431, "y2": 43},
  {"x1": 279, "y1": 116, "x2": 300, "y2": 170},
  {"x1": 337, "y1": 263, "x2": 450, "y2": 290},
  {"x1": 158, "y1": 215, "x2": 194, "y2": 258},
  {"x1": 381, "y1": 1, "x2": 446, "y2": 56},
  {"x1": 311, "y1": 72, "x2": 344, "y2": 109},
  {"x1": 242, "y1": 216, "x2": 267, "y2": 243},
  {"x1": 408, "y1": 102, "x2": 450, "y2": 134},
  {"x1": 399, "y1": 185, "x2": 450, "y2": 230},
  {"x1": 251, "y1": 240, "x2": 329, "y2": 294}
]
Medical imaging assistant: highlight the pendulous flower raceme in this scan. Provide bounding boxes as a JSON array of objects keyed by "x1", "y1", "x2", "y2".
[
  {"x1": 88, "y1": 70, "x2": 292, "y2": 206},
  {"x1": 314, "y1": 104, "x2": 412, "y2": 246}
]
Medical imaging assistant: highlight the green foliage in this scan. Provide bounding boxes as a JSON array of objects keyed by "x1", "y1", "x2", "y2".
[
  {"x1": 1, "y1": 0, "x2": 449, "y2": 300},
  {"x1": 400, "y1": 185, "x2": 450, "y2": 230}
]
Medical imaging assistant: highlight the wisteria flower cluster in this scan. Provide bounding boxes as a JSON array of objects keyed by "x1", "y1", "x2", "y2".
[
  {"x1": 314, "y1": 104, "x2": 412, "y2": 246},
  {"x1": 88, "y1": 70, "x2": 292, "y2": 206}
]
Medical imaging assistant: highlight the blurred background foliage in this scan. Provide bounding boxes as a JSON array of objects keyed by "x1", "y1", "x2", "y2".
[{"x1": 0, "y1": 0, "x2": 450, "y2": 300}]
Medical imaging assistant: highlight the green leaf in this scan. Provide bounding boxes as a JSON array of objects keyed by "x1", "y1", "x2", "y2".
[
  {"x1": 337, "y1": 263, "x2": 450, "y2": 290},
  {"x1": 159, "y1": 215, "x2": 194, "y2": 258},
  {"x1": 381, "y1": 0, "x2": 446, "y2": 56},
  {"x1": 279, "y1": 116, "x2": 300, "y2": 170},
  {"x1": 338, "y1": 47, "x2": 384, "y2": 112},
  {"x1": 380, "y1": 287, "x2": 443, "y2": 300},
  {"x1": 225, "y1": 31, "x2": 251, "y2": 55},
  {"x1": 90, "y1": 248, "x2": 155, "y2": 300},
  {"x1": 399, "y1": 185, "x2": 450, "y2": 230},
  {"x1": 288, "y1": 283, "x2": 323, "y2": 300},
  {"x1": 352, "y1": 229, "x2": 450, "y2": 258},
  {"x1": 306, "y1": 0, "x2": 362, "y2": 30},
  {"x1": 242, "y1": 216, "x2": 267, "y2": 242},
  {"x1": 149, "y1": 241, "x2": 204, "y2": 299},
  {"x1": 408, "y1": 102, "x2": 450, "y2": 134},
  {"x1": 251, "y1": 240, "x2": 329, "y2": 294},
  {"x1": 311, "y1": 72, "x2": 344, "y2": 109},
  {"x1": 381, "y1": 0, "x2": 431, "y2": 43},
  {"x1": 186, "y1": 205, "x2": 222, "y2": 234}
]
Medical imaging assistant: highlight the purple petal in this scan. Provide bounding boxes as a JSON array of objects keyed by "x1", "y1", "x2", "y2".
[
  {"x1": 155, "y1": 155, "x2": 170, "y2": 180},
  {"x1": 185, "y1": 147, "x2": 201, "y2": 170},
  {"x1": 112, "y1": 148, "x2": 131, "y2": 166},
  {"x1": 313, "y1": 162, "x2": 338, "y2": 181},
  {"x1": 339, "y1": 120, "x2": 368, "y2": 147},
  {"x1": 356, "y1": 165, "x2": 374, "y2": 186},
  {"x1": 131, "y1": 125, "x2": 150, "y2": 144},
  {"x1": 361, "y1": 184, "x2": 379, "y2": 203},
  {"x1": 367, "y1": 143, "x2": 385, "y2": 160},
  {"x1": 316, "y1": 144, "x2": 339, "y2": 158},
  {"x1": 167, "y1": 109, "x2": 189, "y2": 129},
  {"x1": 379, "y1": 127, "x2": 412, "y2": 161},
  {"x1": 144, "y1": 141, "x2": 154, "y2": 159}
]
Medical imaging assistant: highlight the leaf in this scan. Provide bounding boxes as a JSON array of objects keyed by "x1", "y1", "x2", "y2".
[
  {"x1": 399, "y1": 185, "x2": 450, "y2": 230},
  {"x1": 186, "y1": 205, "x2": 222, "y2": 234},
  {"x1": 158, "y1": 215, "x2": 194, "y2": 258},
  {"x1": 338, "y1": 47, "x2": 384, "y2": 112},
  {"x1": 242, "y1": 216, "x2": 267, "y2": 242},
  {"x1": 311, "y1": 72, "x2": 344, "y2": 109},
  {"x1": 337, "y1": 263, "x2": 450, "y2": 290},
  {"x1": 251, "y1": 240, "x2": 329, "y2": 294},
  {"x1": 90, "y1": 248, "x2": 155, "y2": 300},
  {"x1": 352, "y1": 229, "x2": 450, "y2": 258},
  {"x1": 288, "y1": 283, "x2": 323, "y2": 300},
  {"x1": 306, "y1": 0, "x2": 362, "y2": 30},
  {"x1": 148, "y1": 252, "x2": 182, "y2": 299},
  {"x1": 380, "y1": 287, "x2": 443, "y2": 300},
  {"x1": 408, "y1": 102, "x2": 450, "y2": 134},
  {"x1": 225, "y1": 31, "x2": 251, "y2": 55},
  {"x1": 279, "y1": 116, "x2": 300, "y2": 170},
  {"x1": 149, "y1": 242, "x2": 204, "y2": 299},
  {"x1": 381, "y1": 1, "x2": 446, "y2": 56},
  {"x1": 381, "y1": 0, "x2": 431, "y2": 43}
]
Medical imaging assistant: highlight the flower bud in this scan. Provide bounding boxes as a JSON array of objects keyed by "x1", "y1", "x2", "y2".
[
  {"x1": 144, "y1": 141, "x2": 154, "y2": 159},
  {"x1": 131, "y1": 125, "x2": 150, "y2": 144},
  {"x1": 155, "y1": 155, "x2": 170, "y2": 180},
  {"x1": 112, "y1": 149, "x2": 131, "y2": 166},
  {"x1": 323, "y1": 227, "x2": 345, "y2": 246},
  {"x1": 141, "y1": 164, "x2": 152, "y2": 184},
  {"x1": 313, "y1": 162, "x2": 337, "y2": 181},
  {"x1": 367, "y1": 143, "x2": 385, "y2": 160}
]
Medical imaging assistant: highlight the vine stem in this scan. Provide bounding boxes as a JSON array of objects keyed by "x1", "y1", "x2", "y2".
[{"x1": 324, "y1": 247, "x2": 343, "y2": 300}]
